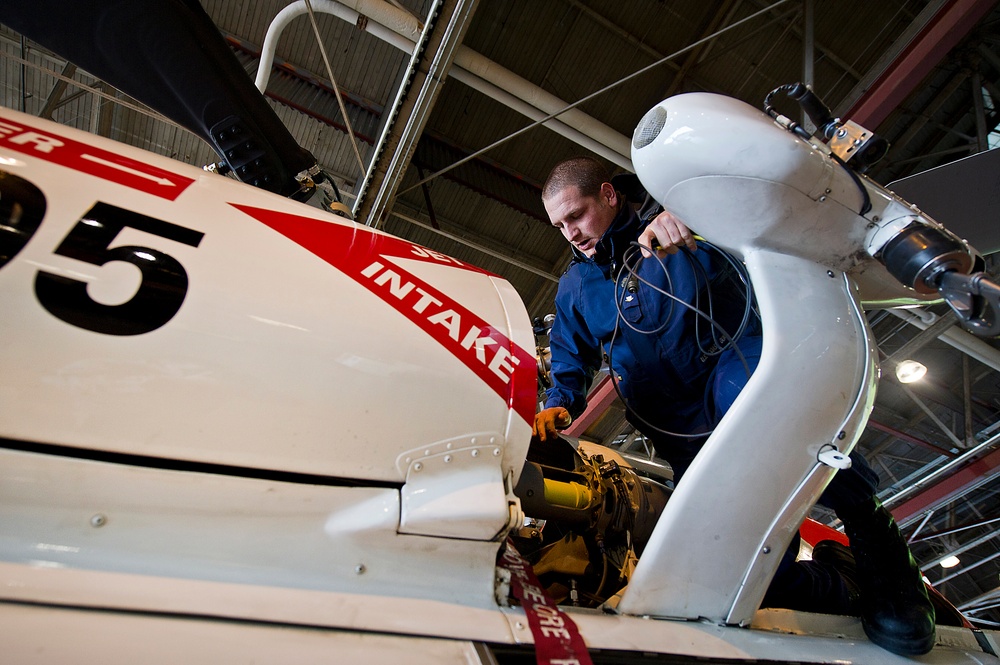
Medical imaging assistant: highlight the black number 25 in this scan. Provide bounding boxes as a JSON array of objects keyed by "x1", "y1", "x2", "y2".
[{"x1": 35, "y1": 202, "x2": 204, "y2": 336}]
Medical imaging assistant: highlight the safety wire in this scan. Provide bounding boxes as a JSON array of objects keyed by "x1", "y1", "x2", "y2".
[
  {"x1": 606, "y1": 239, "x2": 757, "y2": 440},
  {"x1": 398, "y1": 0, "x2": 795, "y2": 195},
  {"x1": 303, "y1": 0, "x2": 367, "y2": 174}
]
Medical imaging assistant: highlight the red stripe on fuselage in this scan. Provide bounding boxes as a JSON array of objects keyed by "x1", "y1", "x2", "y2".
[
  {"x1": 0, "y1": 114, "x2": 194, "y2": 200},
  {"x1": 233, "y1": 204, "x2": 535, "y2": 424}
]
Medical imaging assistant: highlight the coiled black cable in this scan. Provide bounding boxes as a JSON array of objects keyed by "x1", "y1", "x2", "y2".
[{"x1": 606, "y1": 239, "x2": 758, "y2": 440}]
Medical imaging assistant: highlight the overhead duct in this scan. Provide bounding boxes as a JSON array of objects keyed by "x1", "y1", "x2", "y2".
[
  {"x1": 887, "y1": 308, "x2": 1000, "y2": 373},
  {"x1": 255, "y1": 0, "x2": 633, "y2": 170}
]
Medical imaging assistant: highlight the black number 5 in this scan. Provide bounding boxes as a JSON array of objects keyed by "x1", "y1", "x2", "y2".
[{"x1": 35, "y1": 202, "x2": 204, "y2": 335}]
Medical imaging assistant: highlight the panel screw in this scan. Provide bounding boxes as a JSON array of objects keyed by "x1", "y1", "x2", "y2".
[
  {"x1": 355, "y1": 564, "x2": 366, "y2": 574},
  {"x1": 827, "y1": 270, "x2": 835, "y2": 278},
  {"x1": 762, "y1": 546, "x2": 772, "y2": 554},
  {"x1": 90, "y1": 514, "x2": 107, "y2": 528}
]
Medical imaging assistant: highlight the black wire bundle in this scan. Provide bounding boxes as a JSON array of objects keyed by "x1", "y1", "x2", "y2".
[{"x1": 606, "y1": 238, "x2": 759, "y2": 439}]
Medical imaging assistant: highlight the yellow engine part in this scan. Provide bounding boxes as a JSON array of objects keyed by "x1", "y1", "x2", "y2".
[{"x1": 543, "y1": 478, "x2": 593, "y2": 509}]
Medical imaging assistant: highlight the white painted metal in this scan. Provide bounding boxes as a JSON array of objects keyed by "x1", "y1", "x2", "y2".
[
  {"x1": 2, "y1": 574, "x2": 996, "y2": 664},
  {"x1": 398, "y1": 431, "x2": 512, "y2": 539},
  {"x1": 3, "y1": 102, "x2": 999, "y2": 663},
  {"x1": 0, "y1": 106, "x2": 534, "y2": 482},
  {"x1": 0, "y1": 107, "x2": 533, "y2": 534},
  {"x1": 2, "y1": 602, "x2": 489, "y2": 665},
  {"x1": 0, "y1": 448, "x2": 503, "y2": 607},
  {"x1": 617, "y1": 248, "x2": 876, "y2": 624},
  {"x1": 623, "y1": 91, "x2": 941, "y2": 624}
]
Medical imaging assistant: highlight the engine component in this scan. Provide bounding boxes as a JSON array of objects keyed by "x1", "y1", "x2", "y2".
[
  {"x1": 827, "y1": 120, "x2": 889, "y2": 171},
  {"x1": 512, "y1": 437, "x2": 670, "y2": 607},
  {"x1": 880, "y1": 224, "x2": 975, "y2": 294}
]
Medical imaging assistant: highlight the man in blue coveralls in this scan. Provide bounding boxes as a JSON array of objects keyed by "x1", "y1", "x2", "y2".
[{"x1": 533, "y1": 156, "x2": 936, "y2": 656}]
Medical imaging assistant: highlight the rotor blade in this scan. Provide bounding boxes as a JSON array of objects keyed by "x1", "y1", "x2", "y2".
[{"x1": 889, "y1": 148, "x2": 1000, "y2": 255}]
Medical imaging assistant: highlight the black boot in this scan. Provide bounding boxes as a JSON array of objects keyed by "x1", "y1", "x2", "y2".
[
  {"x1": 838, "y1": 497, "x2": 936, "y2": 656},
  {"x1": 760, "y1": 539, "x2": 860, "y2": 616},
  {"x1": 811, "y1": 539, "x2": 862, "y2": 612}
]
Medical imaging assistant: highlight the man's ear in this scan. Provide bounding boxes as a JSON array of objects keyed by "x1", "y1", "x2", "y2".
[{"x1": 600, "y1": 182, "x2": 618, "y2": 207}]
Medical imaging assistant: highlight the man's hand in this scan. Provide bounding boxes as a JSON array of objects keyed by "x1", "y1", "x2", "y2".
[
  {"x1": 638, "y1": 209, "x2": 698, "y2": 258},
  {"x1": 533, "y1": 407, "x2": 572, "y2": 442}
]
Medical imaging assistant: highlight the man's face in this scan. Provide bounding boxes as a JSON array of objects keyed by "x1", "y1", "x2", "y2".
[{"x1": 543, "y1": 183, "x2": 618, "y2": 258}]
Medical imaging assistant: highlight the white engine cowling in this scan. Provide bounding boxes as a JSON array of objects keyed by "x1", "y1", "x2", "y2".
[{"x1": 0, "y1": 108, "x2": 535, "y2": 541}]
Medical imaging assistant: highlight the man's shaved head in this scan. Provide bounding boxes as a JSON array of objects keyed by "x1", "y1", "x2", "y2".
[{"x1": 542, "y1": 156, "x2": 611, "y2": 202}]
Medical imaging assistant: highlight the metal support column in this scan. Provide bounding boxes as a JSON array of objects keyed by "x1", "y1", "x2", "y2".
[
  {"x1": 801, "y1": 0, "x2": 814, "y2": 132},
  {"x1": 355, "y1": 0, "x2": 480, "y2": 227},
  {"x1": 972, "y1": 68, "x2": 989, "y2": 151}
]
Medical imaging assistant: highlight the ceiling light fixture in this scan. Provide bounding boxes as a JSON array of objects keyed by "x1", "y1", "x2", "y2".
[
  {"x1": 895, "y1": 359, "x2": 927, "y2": 383},
  {"x1": 940, "y1": 555, "x2": 961, "y2": 569}
]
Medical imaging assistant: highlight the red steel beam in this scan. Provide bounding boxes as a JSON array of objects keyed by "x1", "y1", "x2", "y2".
[
  {"x1": 891, "y1": 447, "x2": 1000, "y2": 525},
  {"x1": 868, "y1": 419, "x2": 958, "y2": 458},
  {"x1": 846, "y1": 0, "x2": 997, "y2": 129},
  {"x1": 563, "y1": 375, "x2": 617, "y2": 437},
  {"x1": 564, "y1": 379, "x2": 998, "y2": 530}
]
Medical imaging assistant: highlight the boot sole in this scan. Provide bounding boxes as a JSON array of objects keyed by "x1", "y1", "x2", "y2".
[{"x1": 862, "y1": 619, "x2": 935, "y2": 656}]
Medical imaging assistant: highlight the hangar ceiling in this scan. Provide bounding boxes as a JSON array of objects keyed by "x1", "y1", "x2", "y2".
[{"x1": 3, "y1": 0, "x2": 1000, "y2": 626}]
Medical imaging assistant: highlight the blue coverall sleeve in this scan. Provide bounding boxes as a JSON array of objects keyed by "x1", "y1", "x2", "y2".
[{"x1": 544, "y1": 277, "x2": 603, "y2": 419}]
